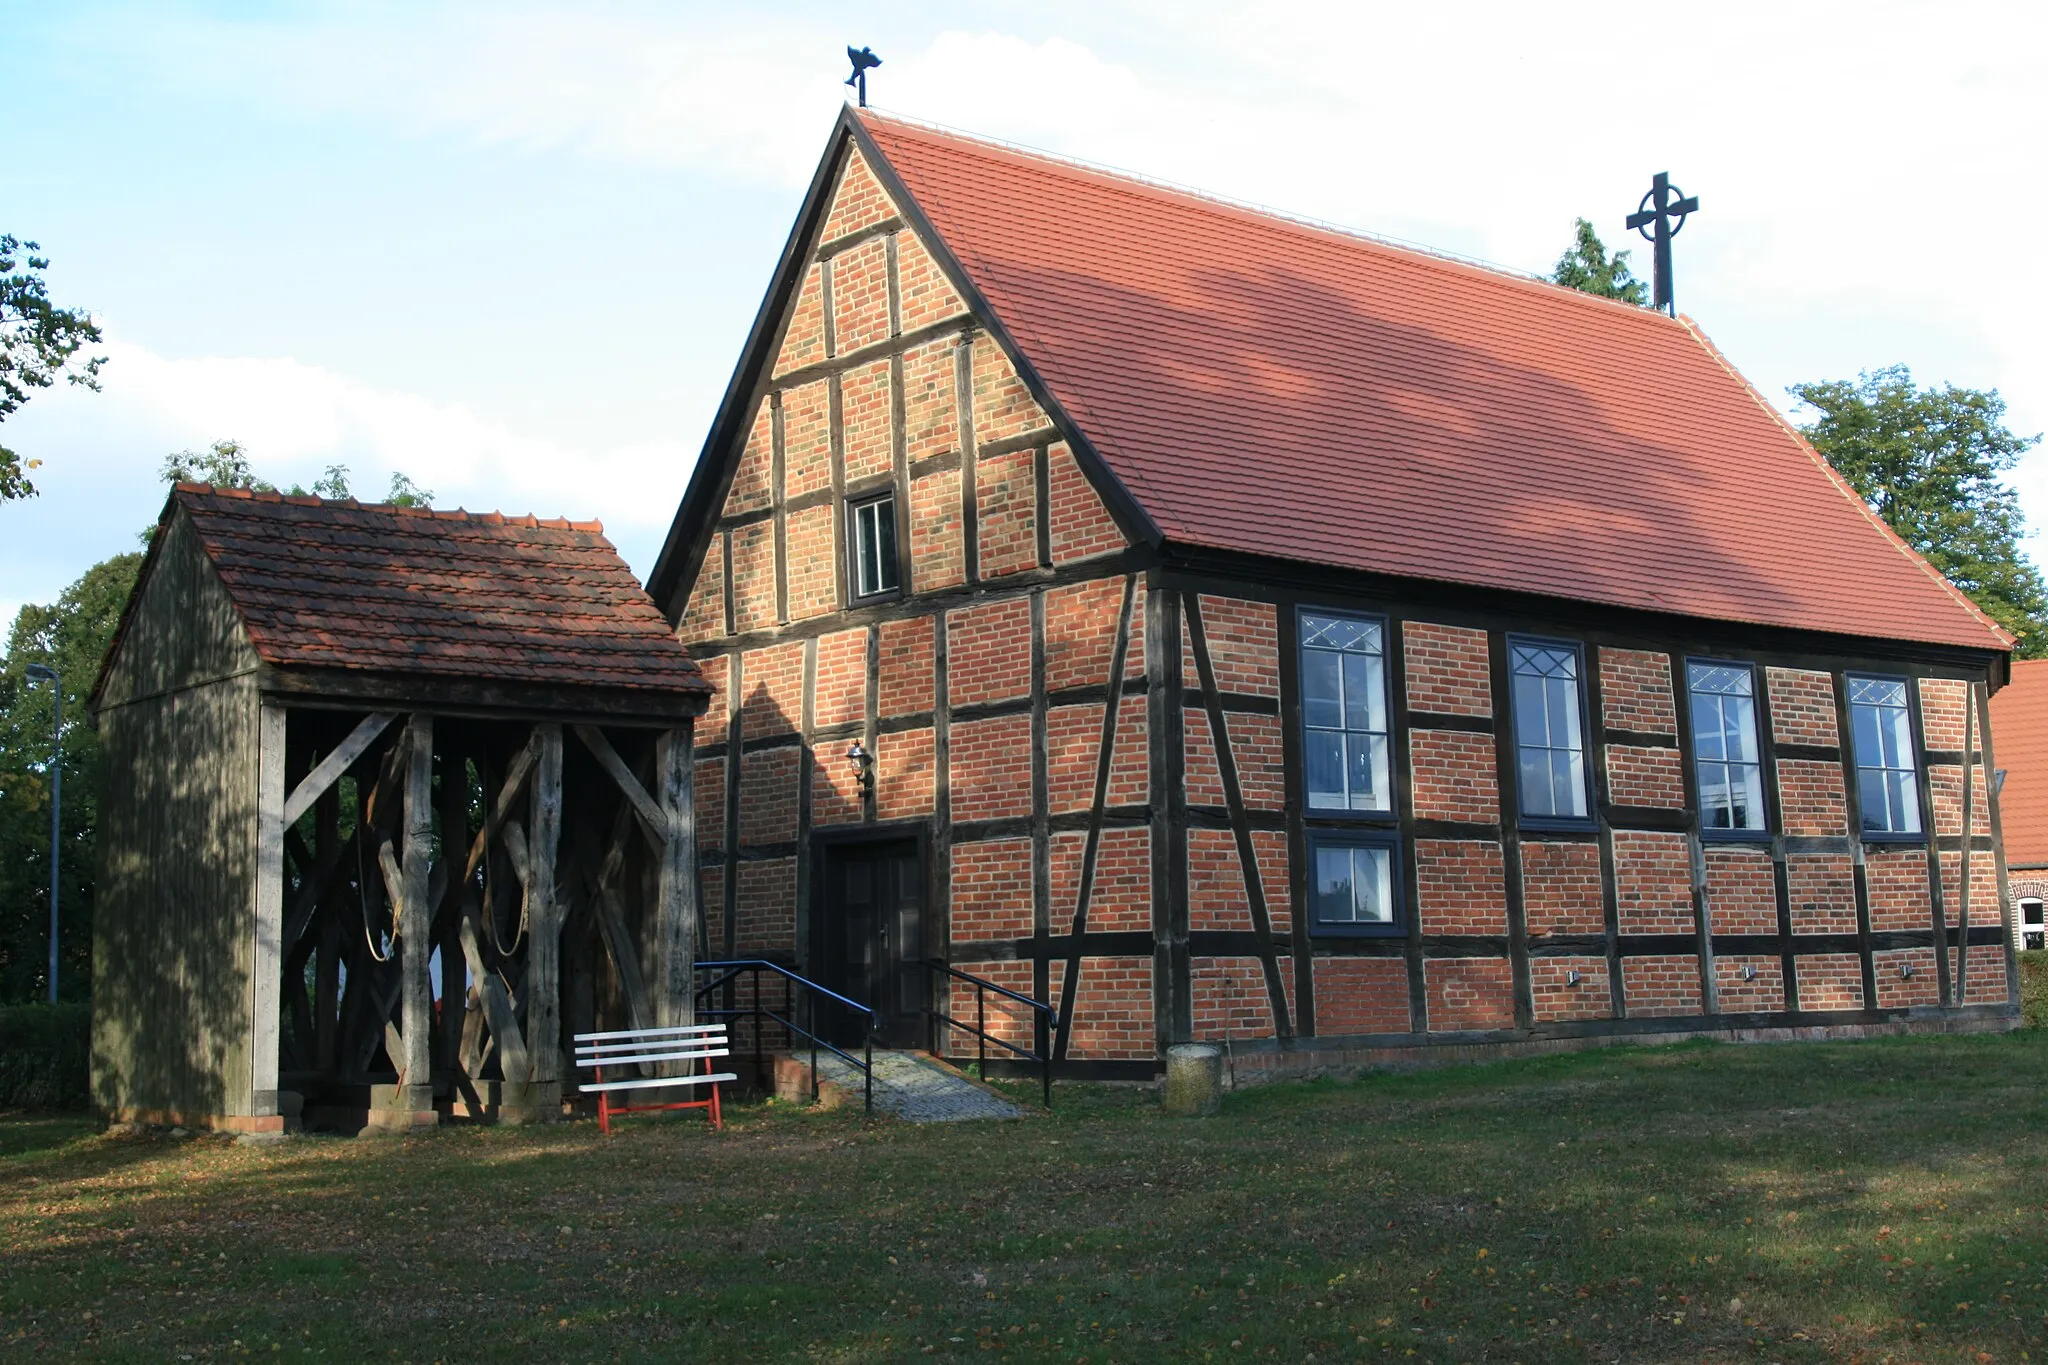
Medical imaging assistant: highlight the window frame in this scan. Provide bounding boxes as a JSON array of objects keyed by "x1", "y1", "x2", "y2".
[
  {"x1": 1683, "y1": 656, "x2": 1773, "y2": 844},
  {"x1": 1295, "y1": 606, "x2": 1397, "y2": 825},
  {"x1": 1304, "y1": 828, "x2": 1406, "y2": 939},
  {"x1": 844, "y1": 488, "x2": 904, "y2": 605},
  {"x1": 1845, "y1": 671, "x2": 1926, "y2": 842},
  {"x1": 1506, "y1": 634, "x2": 1596, "y2": 831}
]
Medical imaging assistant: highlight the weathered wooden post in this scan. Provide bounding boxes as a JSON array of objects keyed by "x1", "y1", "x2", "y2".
[
  {"x1": 250, "y1": 703, "x2": 288, "y2": 1137},
  {"x1": 393, "y1": 713, "x2": 437, "y2": 1128},
  {"x1": 511, "y1": 724, "x2": 565, "y2": 1121},
  {"x1": 654, "y1": 727, "x2": 697, "y2": 1029}
]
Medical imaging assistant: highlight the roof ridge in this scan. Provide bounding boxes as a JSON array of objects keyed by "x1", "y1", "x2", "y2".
[
  {"x1": 856, "y1": 108, "x2": 1687, "y2": 331},
  {"x1": 174, "y1": 483, "x2": 601, "y2": 532}
]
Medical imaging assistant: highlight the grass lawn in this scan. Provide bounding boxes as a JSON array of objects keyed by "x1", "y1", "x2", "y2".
[{"x1": 3, "y1": 1033, "x2": 2046, "y2": 1362}]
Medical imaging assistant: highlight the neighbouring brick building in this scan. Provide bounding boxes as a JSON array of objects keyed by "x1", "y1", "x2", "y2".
[
  {"x1": 648, "y1": 109, "x2": 2021, "y2": 1078},
  {"x1": 1990, "y1": 660, "x2": 2048, "y2": 952}
]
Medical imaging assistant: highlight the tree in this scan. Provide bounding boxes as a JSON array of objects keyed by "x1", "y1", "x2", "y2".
[
  {"x1": 160, "y1": 443, "x2": 432, "y2": 505},
  {"x1": 1, "y1": 235, "x2": 106, "y2": 501},
  {"x1": 1551, "y1": 219, "x2": 1648, "y2": 305},
  {"x1": 1792, "y1": 366, "x2": 2048, "y2": 656},
  {"x1": 0, "y1": 552, "x2": 142, "y2": 1000}
]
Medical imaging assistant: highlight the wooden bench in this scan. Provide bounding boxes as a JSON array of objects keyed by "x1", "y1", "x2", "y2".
[{"x1": 573, "y1": 1023, "x2": 736, "y2": 1134}]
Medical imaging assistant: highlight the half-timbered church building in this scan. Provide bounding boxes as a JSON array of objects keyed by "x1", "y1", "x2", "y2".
[{"x1": 651, "y1": 108, "x2": 2022, "y2": 1079}]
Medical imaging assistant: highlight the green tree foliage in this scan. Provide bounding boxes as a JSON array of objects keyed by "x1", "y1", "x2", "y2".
[
  {"x1": 0, "y1": 552, "x2": 143, "y2": 1001},
  {"x1": 1792, "y1": 366, "x2": 2048, "y2": 656},
  {"x1": 1551, "y1": 218, "x2": 1648, "y2": 305},
  {"x1": 1, "y1": 235, "x2": 106, "y2": 501},
  {"x1": 160, "y1": 441, "x2": 432, "y2": 506}
]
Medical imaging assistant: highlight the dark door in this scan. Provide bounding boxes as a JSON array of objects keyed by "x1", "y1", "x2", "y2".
[{"x1": 821, "y1": 840, "x2": 926, "y2": 1048}]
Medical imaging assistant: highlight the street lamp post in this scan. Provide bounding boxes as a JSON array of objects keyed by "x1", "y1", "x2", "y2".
[{"x1": 24, "y1": 664, "x2": 61, "y2": 1003}]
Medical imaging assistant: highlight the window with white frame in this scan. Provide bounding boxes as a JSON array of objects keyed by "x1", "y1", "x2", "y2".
[
  {"x1": 1847, "y1": 674, "x2": 1922, "y2": 836},
  {"x1": 1299, "y1": 611, "x2": 1391, "y2": 813},
  {"x1": 847, "y1": 492, "x2": 900, "y2": 600},
  {"x1": 1510, "y1": 639, "x2": 1590, "y2": 821},
  {"x1": 1308, "y1": 831, "x2": 1402, "y2": 936},
  {"x1": 1688, "y1": 660, "x2": 1768, "y2": 834}
]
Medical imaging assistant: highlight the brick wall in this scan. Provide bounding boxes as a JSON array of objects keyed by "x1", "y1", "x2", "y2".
[
  {"x1": 1426, "y1": 958, "x2": 1514, "y2": 1031},
  {"x1": 1622, "y1": 954, "x2": 1701, "y2": 1016},
  {"x1": 811, "y1": 746, "x2": 860, "y2": 827},
  {"x1": 1403, "y1": 621, "x2": 1491, "y2": 716},
  {"x1": 1796, "y1": 954, "x2": 1865, "y2": 1011},
  {"x1": 1776, "y1": 759, "x2": 1849, "y2": 836},
  {"x1": 1408, "y1": 729, "x2": 1499, "y2": 822},
  {"x1": 1704, "y1": 847, "x2": 1778, "y2": 934},
  {"x1": 1612, "y1": 830, "x2": 1692, "y2": 935},
  {"x1": 877, "y1": 617, "x2": 934, "y2": 717},
  {"x1": 1917, "y1": 677, "x2": 1969, "y2": 750},
  {"x1": 782, "y1": 381, "x2": 830, "y2": 496},
  {"x1": 814, "y1": 629, "x2": 866, "y2": 730},
  {"x1": 875, "y1": 727, "x2": 935, "y2": 820},
  {"x1": 948, "y1": 596, "x2": 1031, "y2": 705},
  {"x1": 1312, "y1": 958, "x2": 1410, "y2": 1036},
  {"x1": 1043, "y1": 577, "x2": 1126, "y2": 692},
  {"x1": 1926, "y1": 763, "x2": 1990, "y2": 838},
  {"x1": 1599, "y1": 648, "x2": 1676, "y2": 734},
  {"x1": 727, "y1": 401, "x2": 775, "y2": 514},
  {"x1": 821, "y1": 145, "x2": 896, "y2": 240},
  {"x1": 1530, "y1": 956, "x2": 1610, "y2": 1022},
  {"x1": 977, "y1": 448, "x2": 1039, "y2": 580},
  {"x1": 1187, "y1": 829, "x2": 1290, "y2": 933},
  {"x1": 839, "y1": 356, "x2": 892, "y2": 481},
  {"x1": 1865, "y1": 849, "x2": 1932, "y2": 932},
  {"x1": 739, "y1": 641, "x2": 804, "y2": 740},
  {"x1": 1873, "y1": 948, "x2": 1939, "y2": 1009},
  {"x1": 832, "y1": 240, "x2": 891, "y2": 358},
  {"x1": 1714, "y1": 956, "x2": 1785, "y2": 1012},
  {"x1": 1787, "y1": 853, "x2": 1858, "y2": 934},
  {"x1": 1414, "y1": 839, "x2": 1507, "y2": 935},
  {"x1": 1191, "y1": 956, "x2": 1292, "y2": 1042},
  {"x1": 738, "y1": 748, "x2": 799, "y2": 845},
  {"x1": 902, "y1": 339, "x2": 957, "y2": 462},
  {"x1": 910, "y1": 467, "x2": 965, "y2": 591},
  {"x1": 896, "y1": 231, "x2": 967, "y2": 331},
  {"x1": 729, "y1": 521, "x2": 776, "y2": 634},
  {"x1": 1059, "y1": 957, "x2": 1155, "y2": 1059},
  {"x1": 1767, "y1": 668, "x2": 1839, "y2": 746},
  {"x1": 1197, "y1": 595, "x2": 1280, "y2": 696},
  {"x1": 1520, "y1": 840, "x2": 1604, "y2": 936},
  {"x1": 1606, "y1": 744, "x2": 1684, "y2": 807},
  {"x1": 1960, "y1": 953, "x2": 2009, "y2": 1005},
  {"x1": 736, "y1": 858, "x2": 797, "y2": 953},
  {"x1": 1184, "y1": 708, "x2": 1284, "y2": 812},
  {"x1": 951, "y1": 839, "x2": 1034, "y2": 942},
  {"x1": 1049, "y1": 826, "x2": 1150, "y2": 933},
  {"x1": 785, "y1": 503, "x2": 839, "y2": 621},
  {"x1": 1048, "y1": 443, "x2": 1127, "y2": 564},
  {"x1": 949, "y1": 714, "x2": 1032, "y2": 822},
  {"x1": 678, "y1": 539, "x2": 726, "y2": 641},
  {"x1": 945, "y1": 961, "x2": 1040, "y2": 1053},
  {"x1": 970, "y1": 338, "x2": 1048, "y2": 447},
  {"x1": 695, "y1": 757, "x2": 725, "y2": 853},
  {"x1": 774, "y1": 262, "x2": 827, "y2": 376}
]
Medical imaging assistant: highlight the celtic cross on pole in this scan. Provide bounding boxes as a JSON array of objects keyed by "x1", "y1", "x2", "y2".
[{"x1": 1625, "y1": 172, "x2": 1699, "y2": 316}]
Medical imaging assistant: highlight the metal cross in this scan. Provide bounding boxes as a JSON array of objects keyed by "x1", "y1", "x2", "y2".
[
  {"x1": 845, "y1": 46, "x2": 882, "y2": 108},
  {"x1": 1625, "y1": 171, "x2": 1699, "y2": 316}
]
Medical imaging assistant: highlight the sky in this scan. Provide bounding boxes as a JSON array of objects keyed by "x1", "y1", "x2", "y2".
[{"x1": 3, "y1": 1, "x2": 2045, "y2": 639}]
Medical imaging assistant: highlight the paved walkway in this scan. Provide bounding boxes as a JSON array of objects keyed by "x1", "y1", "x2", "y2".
[{"x1": 810, "y1": 1050, "x2": 1023, "y2": 1122}]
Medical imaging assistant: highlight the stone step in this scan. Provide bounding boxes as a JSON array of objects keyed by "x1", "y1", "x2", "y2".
[{"x1": 779, "y1": 1049, "x2": 1025, "y2": 1122}]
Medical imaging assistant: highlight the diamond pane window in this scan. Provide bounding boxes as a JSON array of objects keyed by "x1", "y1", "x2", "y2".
[
  {"x1": 1309, "y1": 836, "x2": 1399, "y2": 935},
  {"x1": 1848, "y1": 674, "x2": 1921, "y2": 835},
  {"x1": 1688, "y1": 661, "x2": 1767, "y2": 832},
  {"x1": 1300, "y1": 611, "x2": 1391, "y2": 813},
  {"x1": 849, "y1": 493, "x2": 900, "y2": 600},
  {"x1": 1510, "y1": 640, "x2": 1589, "y2": 820}
]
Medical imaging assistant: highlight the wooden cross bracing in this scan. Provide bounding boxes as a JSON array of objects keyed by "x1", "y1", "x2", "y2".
[{"x1": 254, "y1": 706, "x2": 699, "y2": 1130}]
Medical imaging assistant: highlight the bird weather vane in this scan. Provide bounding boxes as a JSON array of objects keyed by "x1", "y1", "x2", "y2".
[
  {"x1": 1625, "y1": 172, "x2": 1699, "y2": 316},
  {"x1": 845, "y1": 46, "x2": 882, "y2": 107}
]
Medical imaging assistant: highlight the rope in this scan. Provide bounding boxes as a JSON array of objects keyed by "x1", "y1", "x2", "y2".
[{"x1": 357, "y1": 824, "x2": 394, "y2": 963}]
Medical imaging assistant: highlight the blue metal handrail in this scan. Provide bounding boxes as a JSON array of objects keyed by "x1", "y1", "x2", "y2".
[
  {"x1": 694, "y1": 959, "x2": 877, "y2": 1114},
  {"x1": 923, "y1": 959, "x2": 1055, "y2": 1108}
]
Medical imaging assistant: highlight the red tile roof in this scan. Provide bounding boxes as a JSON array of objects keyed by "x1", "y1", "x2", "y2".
[
  {"x1": 1991, "y1": 660, "x2": 2048, "y2": 866},
  {"x1": 856, "y1": 112, "x2": 2007, "y2": 653},
  {"x1": 167, "y1": 485, "x2": 708, "y2": 695}
]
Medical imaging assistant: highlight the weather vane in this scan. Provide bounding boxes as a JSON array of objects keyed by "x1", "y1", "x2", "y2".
[
  {"x1": 1625, "y1": 172, "x2": 1699, "y2": 317},
  {"x1": 845, "y1": 46, "x2": 882, "y2": 108}
]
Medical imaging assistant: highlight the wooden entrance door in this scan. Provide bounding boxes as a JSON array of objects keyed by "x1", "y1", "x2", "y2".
[{"x1": 821, "y1": 840, "x2": 926, "y2": 1049}]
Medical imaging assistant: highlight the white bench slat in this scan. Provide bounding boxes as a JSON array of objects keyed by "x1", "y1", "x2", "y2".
[
  {"x1": 580, "y1": 1072, "x2": 738, "y2": 1094},
  {"x1": 577, "y1": 1036, "x2": 727, "y2": 1056},
  {"x1": 574, "y1": 1024, "x2": 725, "y2": 1043},
  {"x1": 575, "y1": 1047, "x2": 730, "y2": 1070}
]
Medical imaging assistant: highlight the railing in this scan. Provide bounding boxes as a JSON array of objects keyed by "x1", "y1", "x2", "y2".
[
  {"x1": 693, "y1": 960, "x2": 877, "y2": 1115},
  {"x1": 923, "y1": 959, "x2": 1056, "y2": 1108}
]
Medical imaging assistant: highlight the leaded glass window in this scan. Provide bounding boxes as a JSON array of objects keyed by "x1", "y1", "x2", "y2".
[
  {"x1": 1848, "y1": 675, "x2": 1922, "y2": 835},
  {"x1": 1300, "y1": 612, "x2": 1391, "y2": 813},
  {"x1": 1688, "y1": 661, "x2": 1767, "y2": 833},
  {"x1": 849, "y1": 493, "x2": 900, "y2": 600},
  {"x1": 1309, "y1": 835, "x2": 1399, "y2": 935},
  {"x1": 1511, "y1": 640, "x2": 1589, "y2": 821}
]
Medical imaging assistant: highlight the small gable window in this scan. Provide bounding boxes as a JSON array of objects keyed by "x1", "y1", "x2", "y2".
[
  {"x1": 1510, "y1": 638, "x2": 1590, "y2": 823},
  {"x1": 848, "y1": 492, "x2": 900, "y2": 601},
  {"x1": 1299, "y1": 610, "x2": 1391, "y2": 814},
  {"x1": 1308, "y1": 830, "x2": 1403, "y2": 937},
  {"x1": 1847, "y1": 674, "x2": 1922, "y2": 836},
  {"x1": 1687, "y1": 660, "x2": 1768, "y2": 835}
]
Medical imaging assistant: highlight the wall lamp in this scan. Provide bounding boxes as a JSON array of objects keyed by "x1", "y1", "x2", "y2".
[{"x1": 847, "y1": 739, "x2": 875, "y2": 792}]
